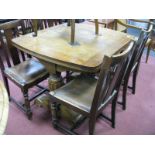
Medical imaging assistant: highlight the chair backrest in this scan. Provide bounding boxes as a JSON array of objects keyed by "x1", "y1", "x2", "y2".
[
  {"x1": 114, "y1": 19, "x2": 152, "y2": 32},
  {"x1": 134, "y1": 29, "x2": 150, "y2": 63},
  {"x1": 40, "y1": 19, "x2": 62, "y2": 29},
  {"x1": 22, "y1": 19, "x2": 34, "y2": 34},
  {"x1": 90, "y1": 41, "x2": 134, "y2": 116},
  {"x1": 124, "y1": 24, "x2": 153, "y2": 81},
  {"x1": 22, "y1": 19, "x2": 63, "y2": 33},
  {"x1": 22, "y1": 19, "x2": 49, "y2": 33},
  {"x1": 24, "y1": 19, "x2": 63, "y2": 32},
  {"x1": 0, "y1": 19, "x2": 27, "y2": 68}
]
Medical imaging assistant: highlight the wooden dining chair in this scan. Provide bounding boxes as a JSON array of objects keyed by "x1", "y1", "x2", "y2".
[
  {"x1": 114, "y1": 19, "x2": 153, "y2": 44},
  {"x1": 0, "y1": 20, "x2": 49, "y2": 119},
  {"x1": 88, "y1": 19, "x2": 111, "y2": 28},
  {"x1": 118, "y1": 24, "x2": 153, "y2": 110},
  {"x1": 145, "y1": 20, "x2": 155, "y2": 63},
  {"x1": 40, "y1": 19, "x2": 62, "y2": 29},
  {"x1": 114, "y1": 19, "x2": 141, "y2": 32},
  {"x1": 114, "y1": 20, "x2": 153, "y2": 89},
  {"x1": 21, "y1": 19, "x2": 47, "y2": 33},
  {"x1": 114, "y1": 19, "x2": 152, "y2": 31},
  {"x1": 49, "y1": 42, "x2": 134, "y2": 135},
  {"x1": 21, "y1": 19, "x2": 33, "y2": 34}
]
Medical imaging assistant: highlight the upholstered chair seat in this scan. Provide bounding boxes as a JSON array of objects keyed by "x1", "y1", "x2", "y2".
[
  {"x1": 50, "y1": 76, "x2": 97, "y2": 114},
  {"x1": 4, "y1": 59, "x2": 48, "y2": 89}
]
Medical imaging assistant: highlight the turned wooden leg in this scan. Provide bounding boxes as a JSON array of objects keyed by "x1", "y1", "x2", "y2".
[
  {"x1": 2, "y1": 75, "x2": 10, "y2": 99},
  {"x1": 48, "y1": 73, "x2": 63, "y2": 91},
  {"x1": 51, "y1": 102, "x2": 58, "y2": 128},
  {"x1": 22, "y1": 89, "x2": 32, "y2": 120},
  {"x1": 146, "y1": 42, "x2": 152, "y2": 63}
]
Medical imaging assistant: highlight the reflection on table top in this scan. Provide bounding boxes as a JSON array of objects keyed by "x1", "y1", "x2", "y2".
[
  {"x1": 0, "y1": 81, "x2": 9, "y2": 135},
  {"x1": 12, "y1": 23, "x2": 133, "y2": 72}
]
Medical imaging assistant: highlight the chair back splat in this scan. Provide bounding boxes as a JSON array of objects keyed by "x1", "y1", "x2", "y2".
[
  {"x1": 0, "y1": 20, "x2": 26, "y2": 66},
  {"x1": 38, "y1": 19, "x2": 62, "y2": 29}
]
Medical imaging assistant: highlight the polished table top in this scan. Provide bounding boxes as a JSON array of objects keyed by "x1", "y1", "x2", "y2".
[
  {"x1": 12, "y1": 23, "x2": 133, "y2": 73},
  {"x1": 0, "y1": 81, "x2": 9, "y2": 134}
]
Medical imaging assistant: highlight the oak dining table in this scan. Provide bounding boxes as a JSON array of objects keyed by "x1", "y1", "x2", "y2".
[{"x1": 12, "y1": 23, "x2": 133, "y2": 74}]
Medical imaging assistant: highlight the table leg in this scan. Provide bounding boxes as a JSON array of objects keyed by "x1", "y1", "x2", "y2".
[
  {"x1": 34, "y1": 60, "x2": 85, "y2": 128},
  {"x1": 34, "y1": 73, "x2": 63, "y2": 107},
  {"x1": 34, "y1": 59, "x2": 63, "y2": 110},
  {"x1": 48, "y1": 73, "x2": 63, "y2": 91}
]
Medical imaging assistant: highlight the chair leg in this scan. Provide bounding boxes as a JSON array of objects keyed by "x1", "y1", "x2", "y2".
[
  {"x1": 146, "y1": 42, "x2": 151, "y2": 63},
  {"x1": 51, "y1": 102, "x2": 58, "y2": 129},
  {"x1": 111, "y1": 96, "x2": 118, "y2": 128},
  {"x1": 2, "y1": 75, "x2": 10, "y2": 99},
  {"x1": 89, "y1": 117, "x2": 96, "y2": 135},
  {"x1": 122, "y1": 77, "x2": 129, "y2": 110},
  {"x1": 132, "y1": 67, "x2": 138, "y2": 95},
  {"x1": 22, "y1": 90, "x2": 32, "y2": 120}
]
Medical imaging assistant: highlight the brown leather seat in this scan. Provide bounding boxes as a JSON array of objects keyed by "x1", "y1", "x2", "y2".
[
  {"x1": 4, "y1": 59, "x2": 48, "y2": 88},
  {"x1": 50, "y1": 76, "x2": 97, "y2": 114}
]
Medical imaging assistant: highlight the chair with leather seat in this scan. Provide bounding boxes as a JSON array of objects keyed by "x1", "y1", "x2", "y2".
[
  {"x1": 118, "y1": 24, "x2": 153, "y2": 110},
  {"x1": 0, "y1": 20, "x2": 49, "y2": 119},
  {"x1": 114, "y1": 20, "x2": 153, "y2": 93},
  {"x1": 49, "y1": 42, "x2": 134, "y2": 135}
]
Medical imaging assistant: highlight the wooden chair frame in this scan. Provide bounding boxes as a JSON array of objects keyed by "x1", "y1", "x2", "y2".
[
  {"x1": 118, "y1": 23, "x2": 153, "y2": 110},
  {"x1": 0, "y1": 20, "x2": 49, "y2": 119},
  {"x1": 49, "y1": 42, "x2": 134, "y2": 135}
]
